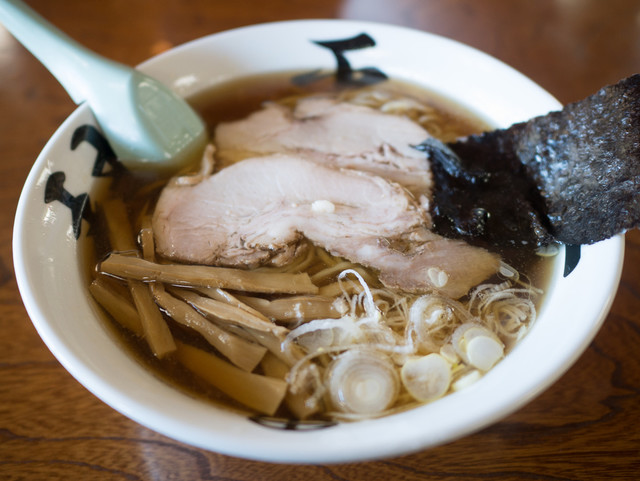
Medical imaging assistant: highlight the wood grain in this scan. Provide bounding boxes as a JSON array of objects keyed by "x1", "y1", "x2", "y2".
[{"x1": 1, "y1": 0, "x2": 639, "y2": 479}]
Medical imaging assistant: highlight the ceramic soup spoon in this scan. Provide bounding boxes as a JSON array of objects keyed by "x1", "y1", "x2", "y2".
[{"x1": 0, "y1": 0, "x2": 207, "y2": 172}]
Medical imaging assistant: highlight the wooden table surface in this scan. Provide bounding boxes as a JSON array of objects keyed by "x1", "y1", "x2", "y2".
[{"x1": 1, "y1": 1, "x2": 639, "y2": 479}]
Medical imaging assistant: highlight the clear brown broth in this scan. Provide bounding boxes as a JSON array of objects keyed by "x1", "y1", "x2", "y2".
[{"x1": 84, "y1": 72, "x2": 556, "y2": 419}]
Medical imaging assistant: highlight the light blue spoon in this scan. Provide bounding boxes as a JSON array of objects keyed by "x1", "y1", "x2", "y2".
[{"x1": 0, "y1": 0, "x2": 208, "y2": 172}]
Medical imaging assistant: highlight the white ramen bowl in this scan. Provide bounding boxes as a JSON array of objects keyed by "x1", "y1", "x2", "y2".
[{"x1": 13, "y1": 20, "x2": 624, "y2": 463}]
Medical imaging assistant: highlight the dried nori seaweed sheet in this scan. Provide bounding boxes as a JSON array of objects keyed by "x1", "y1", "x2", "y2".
[{"x1": 427, "y1": 74, "x2": 640, "y2": 248}]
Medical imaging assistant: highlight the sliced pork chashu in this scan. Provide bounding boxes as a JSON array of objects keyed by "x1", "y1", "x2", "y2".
[
  {"x1": 214, "y1": 98, "x2": 433, "y2": 207},
  {"x1": 152, "y1": 155, "x2": 499, "y2": 298}
]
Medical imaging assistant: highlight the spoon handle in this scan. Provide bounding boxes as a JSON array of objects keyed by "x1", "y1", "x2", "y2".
[{"x1": 0, "y1": 0, "x2": 129, "y2": 104}]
